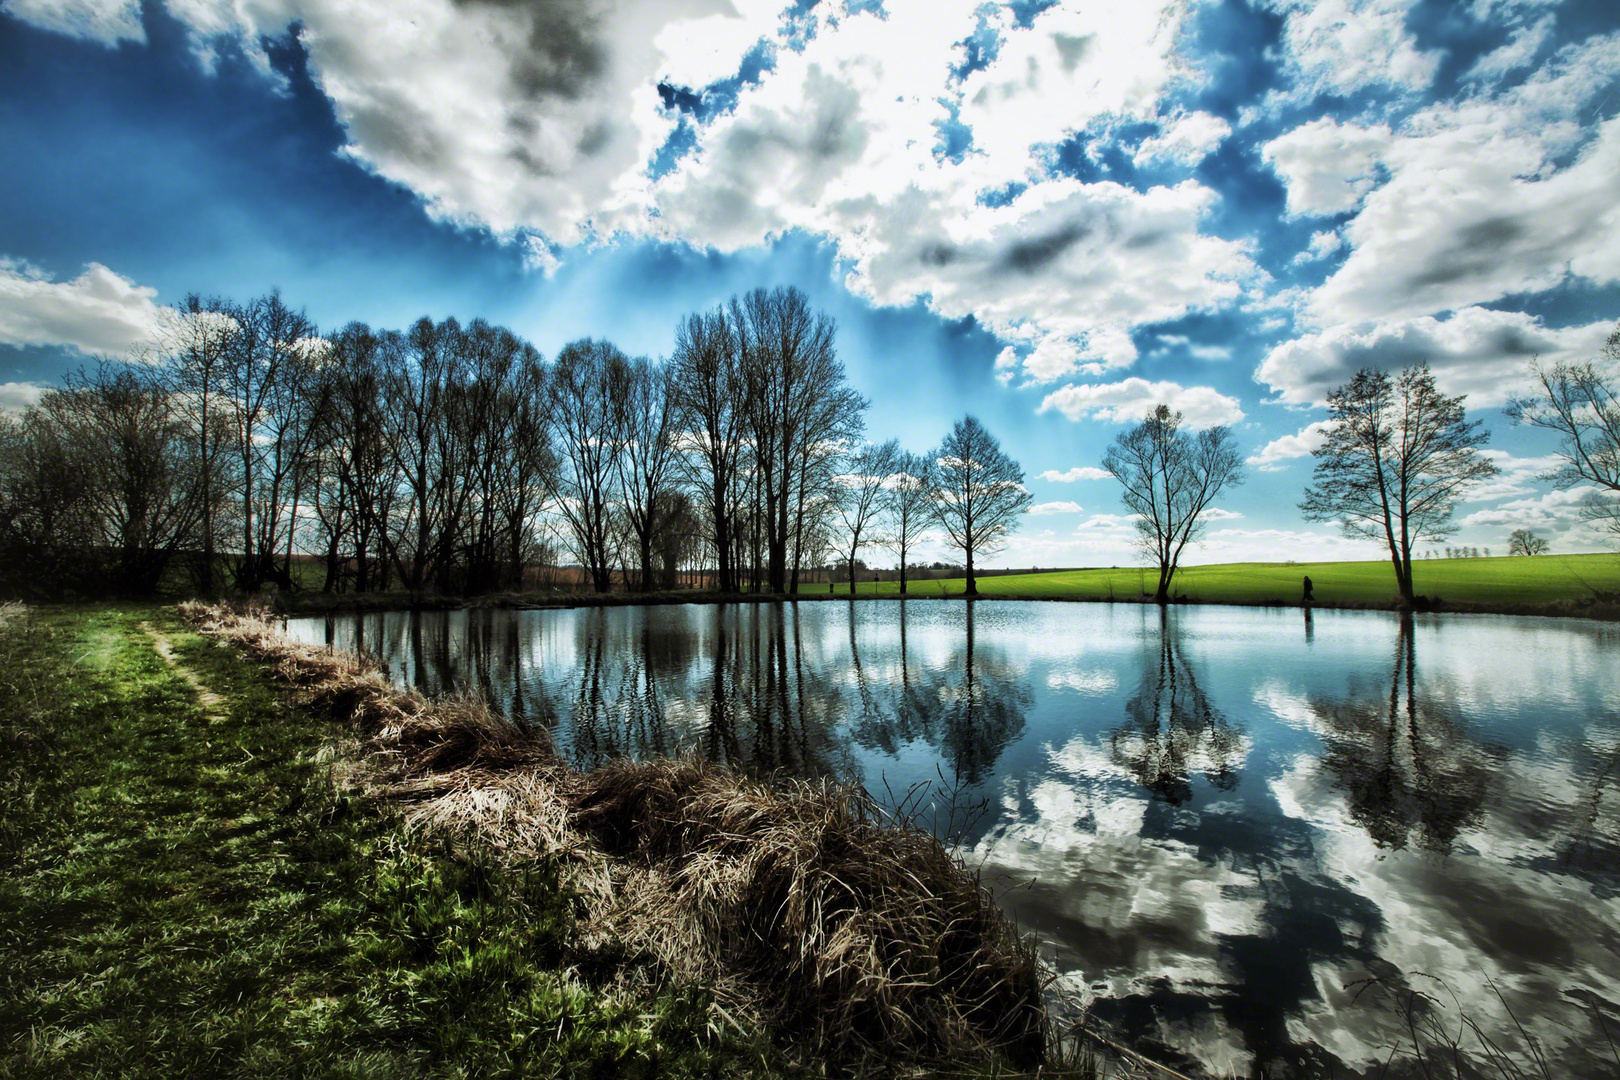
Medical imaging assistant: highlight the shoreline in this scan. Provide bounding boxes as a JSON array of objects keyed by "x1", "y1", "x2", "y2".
[{"x1": 269, "y1": 586, "x2": 1620, "y2": 622}]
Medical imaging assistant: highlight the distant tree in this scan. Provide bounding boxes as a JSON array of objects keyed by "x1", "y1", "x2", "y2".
[
  {"x1": 880, "y1": 448, "x2": 937, "y2": 595},
  {"x1": 1507, "y1": 529, "x2": 1549, "y2": 556},
  {"x1": 11, "y1": 364, "x2": 205, "y2": 595},
  {"x1": 1301, "y1": 364, "x2": 1499, "y2": 607},
  {"x1": 1102, "y1": 404, "x2": 1245, "y2": 604},
  {"x1": 832, "y1": 439, "x2": 899, "y2": 596},
  {"x1": 933, "y1": 416, "x2": 1033, "y2": 596},
  {"x1": 1505, "y1": 323, "x2": 1620, "y2": 543}
]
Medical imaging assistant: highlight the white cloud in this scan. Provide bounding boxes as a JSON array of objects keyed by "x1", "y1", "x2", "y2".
[
  {"x1": 1028, "y1": 501, "x2": 1083, "y2": 515},
  {"x1": 1259, "y1": 0, "x2": 1440, "y2": 105},
  {"x1": 1468, "y1": 449, "x2": 1565, "y2": 501},
  {"x1": 0, "y1": 261, "x2": 169, "y2": 358},
  {"x1": 1201, "y1": 507, "x2": 1244, "y2": 521},
  {"x1": 1255, "y1": 307, "x2": 1615, "y2": 407},
  {"x1": 1292, "y1": 230, "x2": 1345, "y2": 265},
  {"x1": 1041, "y1": 466, "x2": 1113, "y2": 483},
  {"x1": 139, "y1": 0, "x2": 794, "y2": 246},
  {"x1": 1262, "y1": 119, "x2": 1392, "y2": 219},
  {"x1": 1463, "y1": 15, "x2": 1554, "y2": 83},
  {"x1": 0, "y1": 381, "x2": 50, "y2": 413},
  {"x1": 1133, "y1": 111, "x2": 1231, "y2": 167},
  {"x1": 1456, "y1": 485, "x2": 1608, "y2": 539},
  {"x1": 1301, "y1": 35, "x2": 1620, "y2": 325},
  {"x1": 1039, "y1": 379, "x2": 1245, "y2": 428},
  {"x1": 4, "y1": 0, "x2": 144, "y2": 45},
  {"x1": 956, "y1": 2, "x2": 1194, "y2": 182},
  {"x1": 1246, "y1": 421, "x2": 1333, "y2": 471}
]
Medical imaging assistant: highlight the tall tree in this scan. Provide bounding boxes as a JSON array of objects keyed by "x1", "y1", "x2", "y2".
[
  {"x1": 669, "y1": 308, "x2": 745, "y2": 592},
  {"x1": 879, "y1": 448, "x2": 937, "y2": 595},
  {"x1": 733, "y1": 286, "x2": 865, "y2": 593},
  {"x1": 832, "y1": 439, "x2": 899, "y2": 595},
  {"x1": 549, "y1": 338, "x2": 626, "y2": 593},
  {"x1": 1504, "y1": 323, "x2": 1620, "y2": 542},
  {"x1": 1301, "y1": 363, "x2": 1499, "y2": 606},
  {"x1": 932, "y1": 416, "x2": 1033, "y2": 596},
  {"x1": 610, "y1": 356, "x2": 678, "y2": 591},
  {"x1": 165, "y1": 294, "x2": 235, "y2": 595},
  {"x1": 220, "y1": 291, "x2": 323, "y2": 591},
  {"x1": 1102, "y1": 405, "x2": 1245, "y2": 604}
]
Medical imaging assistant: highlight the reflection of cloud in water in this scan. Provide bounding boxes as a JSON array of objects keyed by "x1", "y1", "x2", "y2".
[
  {"x1": 1046, "y1": 668, "x2": 1119, "y2": 695},
  {"x1": 971, "y1": 769, "x2": 1264, "y2": 1077},
  {"x1": 1272, "y1": 755, "x2": 1620, "y2": 1077}
]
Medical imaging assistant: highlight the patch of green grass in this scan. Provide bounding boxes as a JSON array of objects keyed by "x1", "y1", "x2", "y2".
[
  {"x1": 0, "y1": 605, "x2": 776, "y2": 1079},
  {"x1": 798, "y1": 552, "x2": 1620, "y2": 610}
]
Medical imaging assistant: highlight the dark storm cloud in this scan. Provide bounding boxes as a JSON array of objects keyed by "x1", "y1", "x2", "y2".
[
  {"x1": 453, "y1": 0, "x2": 606, "y2": 102},
  {"x1": 998, "y1": 221, "x2": 1090, "y2": 274}
]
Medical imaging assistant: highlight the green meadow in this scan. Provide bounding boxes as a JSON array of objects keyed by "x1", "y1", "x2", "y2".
[
  {"x1": 800, "y1": 552, "x2": 1620, "y2": 612},
  {"x1": 0, "y1": 605, "x2": 775, "y2": 1079}
]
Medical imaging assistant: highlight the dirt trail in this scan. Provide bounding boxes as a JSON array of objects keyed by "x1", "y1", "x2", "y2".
[{"x1": 142, "y1": 622, "x2": 228, "y2": 723}]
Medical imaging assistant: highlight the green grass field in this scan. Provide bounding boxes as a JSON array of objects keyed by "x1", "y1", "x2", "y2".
[
  {"x1": 0, "y1": 605, "x2": 773, "y2": 1079},
  {"x1": 799, "y1": 552, "x2": 1620, "y2": 611}
]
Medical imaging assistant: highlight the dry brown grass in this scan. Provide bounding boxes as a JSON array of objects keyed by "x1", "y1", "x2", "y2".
[{"x1": 179, "y1": 600, "x2": 1047, "y2": 1072}]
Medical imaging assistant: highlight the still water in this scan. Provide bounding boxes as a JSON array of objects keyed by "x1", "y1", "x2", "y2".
[{"x1": 285, "y1": 600, "x2": 1620, "y2": 1078}]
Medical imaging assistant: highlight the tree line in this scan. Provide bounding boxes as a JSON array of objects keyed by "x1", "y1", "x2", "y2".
[{"x1": 0, "y1": 286, "x2": 1035, "y2": 600}]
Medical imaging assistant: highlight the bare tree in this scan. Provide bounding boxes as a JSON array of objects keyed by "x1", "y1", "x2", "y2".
[
  {"x1": 1102, "y1": 405, "x2": 1245, "y2": 604},
  {"x1": 1504, "y1": 323, "x2": 1620, "y2": 543},
  {"x1": 219, "y1": 292, "x2": 323, "y2": 592},
  {"x1": 1507, "y1": 528, "x2": 1549, "y2": 556},
  {"x1": 880, "y1": 448, "x2": 937, "y2": 595},
  {"x1": 733, "y1": 286, "x2": 866, "y2": 593},
  {"x1": 1301, "y1": 363, "x2": 1499, "y2": 606},
  {"x1": 669, "y1": 308, "x2": 746, "y2": 592},
  {"x1": 832, "y1": 439, "x2": 899, "y2": 595},
  {"x1": 933, "y1": 416, "x2": 1033, "y2": 596},
  {"x1": 32, "y1": 364, "x2": 205, "y2": 594},
  {"x1": 381, "y1": 318, "x2": 458, "y2": 594},
  {"x1": 549, "y1": 338, "x2": 626, "y2": 593},
  {"x1": 164, "y1": 294, "x2": 236, "y2": 594},
  {"x1": 611, "y1": 356, "x2": 678, "y2": 591}
]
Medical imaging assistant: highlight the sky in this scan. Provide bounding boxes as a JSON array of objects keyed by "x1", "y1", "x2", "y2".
[{"x1": 3, "y1": 0, "x2": 1620, "y2": 568}]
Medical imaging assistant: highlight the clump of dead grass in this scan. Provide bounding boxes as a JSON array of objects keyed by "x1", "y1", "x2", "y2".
[{"x1": 179, "y1": 600, "x2": 1048, "y2": 1071}]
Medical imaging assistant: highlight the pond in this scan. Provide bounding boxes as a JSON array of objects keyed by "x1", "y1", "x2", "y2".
[{"x1": 284, "y1": 600, "x2": 1620, "y2": 1078}]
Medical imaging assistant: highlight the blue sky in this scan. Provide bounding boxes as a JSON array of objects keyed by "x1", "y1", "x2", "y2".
[{"x1": 3, "y1": 0, "x2": 1620, "y2": 566}]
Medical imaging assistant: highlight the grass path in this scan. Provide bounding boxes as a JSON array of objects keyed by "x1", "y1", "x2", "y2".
[{"x1": 0, "y1": 605, "x2": 769, "y2": 1079}]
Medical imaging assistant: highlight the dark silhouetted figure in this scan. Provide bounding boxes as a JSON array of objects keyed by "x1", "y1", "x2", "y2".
[{"x1": 1302, "y1": 575, "x2": 1314, "y2": 603}]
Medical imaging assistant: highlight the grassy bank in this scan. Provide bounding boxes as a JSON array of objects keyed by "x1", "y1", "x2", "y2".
[
  {"x1": 796, "y1": 552, "x2": 1620, "y2": 614},
  {"x1": 1, "y1": 603, "x2": 1057, "y2": 1077},
  {"x1": 0, "y1": 604, "x2": 780, "y2": 1078}
]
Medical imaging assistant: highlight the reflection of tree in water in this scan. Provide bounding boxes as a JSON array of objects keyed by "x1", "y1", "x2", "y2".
[
  {"x1": 569, "y1": 609, "x2": 683, "y2": 769},
  {"x1": 1312, "y1": 615, "x2": 1503, "y2": 854},
  {"x1": 563, "y1": 604, "x2": 855, "y2": 780},
  {"x1": 847, "y1": 601, "x2": 938, "y2": 755},
  {"x1": 1111, "y1": 607, "x2": 1244, "y2": 803},
  {"x1": 701, "y1": 603, "x2": 853, "y2": 780},
  {"x1": 847, "y1": 602, "x2": 1030, "y2": 786}
]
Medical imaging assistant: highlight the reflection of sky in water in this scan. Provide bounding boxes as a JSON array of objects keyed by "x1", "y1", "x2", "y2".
[{"x1": 285, "y1": 602, "x2": 1620, "y2": 1079}]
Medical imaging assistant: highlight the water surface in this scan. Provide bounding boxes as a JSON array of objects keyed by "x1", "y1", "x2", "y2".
[{"x1": 285, "y1": 600, "x2": 1620, "y2": 1078}]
